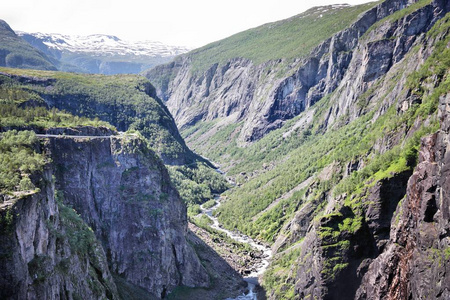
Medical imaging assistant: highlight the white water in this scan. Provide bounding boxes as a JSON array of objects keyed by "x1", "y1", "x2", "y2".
[{"x1": 200, "y1": 198, "x2": 272, "y2": 300}]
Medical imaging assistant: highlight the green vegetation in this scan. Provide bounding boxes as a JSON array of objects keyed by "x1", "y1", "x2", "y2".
[
  {"x1": 56, "y1": 191, "x2": 97, "y2": 256},
  {"x1": 202, "y1": 199, "x2": 216, "y2": 209},
  {"x1": 206, "y1": 7, "x2": 450, "y2": 245},
  {"x1": 263, "y1": 246, "x2": 302, "y2": 299},
  {"x1": 0, "y1": 67, "x2": 193, "y2": 163},
  {"x1": 169, "y1": 163, "x2": 229, "y2": 207},
  {"x1": 0, "y1": 103, "x2": 113, "y2": 129},
  {"x1": 317, "y1": 211, "x2": 355, "y2": 282},
  {"x1": 0, "y1": 20, "x2": 56, "y2": 71},
  {"x1": 0, "y1": 130, "x2": 46, "y2": 193},
  {"x1": 187, "y1": 204, "x2": 201, "y2": 217},
  {"x1": 0, "y1": 67, "x2": 227, "y2": 219},
  {"x1": 188, "y1": 2, "x2": 380, "y2": 72}
]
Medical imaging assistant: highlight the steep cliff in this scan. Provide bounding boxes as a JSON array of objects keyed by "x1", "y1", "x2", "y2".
[
  {"x1": 354, "y1": 95, "x2": 450, "y2": 300},
  {"x1": 0, "y1": 166, "x2": 119, "y2": 300},
  {"x1": 0, "y1": 129, "x2": 209, "y2": 299},
  {"x1": 146, "y1": 0, "x2": 419, "y2": 145},
  {"x1": 0, "y1": 68, "x2": 196, "y2": 165},
  {"x1": 46, "y1": 130, "x2": 209, "y2": 297},
  {"x1": 262, "y1": 2, "x2": 450, "y2": 299}
]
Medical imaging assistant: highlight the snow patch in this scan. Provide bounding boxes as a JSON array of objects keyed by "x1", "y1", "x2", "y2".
[{"x1": 17, "y1": 32, "x2": 190, "y2": 57}]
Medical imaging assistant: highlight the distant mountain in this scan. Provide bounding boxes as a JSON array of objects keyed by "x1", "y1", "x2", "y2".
[
  {"x1": 18, "y1": 32, "x2": 190, "y2": 74},
  {"x1": 0, "y1": 20, "x2": 57, "y2": 71}
]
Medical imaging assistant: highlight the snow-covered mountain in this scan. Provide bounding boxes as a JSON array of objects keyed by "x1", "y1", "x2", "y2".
[
  {"x1": 17, "y1": 32, "x2": 190, "y2": 74},
  {"x1": 17, "y1": 32, "x2": 190, "y2": 57}
]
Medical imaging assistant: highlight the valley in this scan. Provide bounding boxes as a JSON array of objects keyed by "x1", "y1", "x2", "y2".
[{"x1": 1, "y1": 0, "x2": 450, "y2": 299}]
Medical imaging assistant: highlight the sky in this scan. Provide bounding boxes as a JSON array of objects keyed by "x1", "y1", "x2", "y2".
[{"x1": 3, "y1": 0, "x2": 372, "y2": 48}]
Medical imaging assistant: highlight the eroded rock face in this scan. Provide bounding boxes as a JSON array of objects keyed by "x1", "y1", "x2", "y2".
[
  {"x1": 0, "y1": 131, "x2": 209, "y2": 299},
  {"x1": 0, "y1": 169, "x2": 119, "y2": 300},
  {"x1": 355, "y1": 93, "x2": 450, "y2": 300},
  {"x1": 46, "y1": 134, "x2": 209, "y2": 297},
  {"x1": 267, "y1": 2, "x2": 450, "y2": 298},
  {"x1": 147, "y1": 0, "x2": 420, "y2": 144}
]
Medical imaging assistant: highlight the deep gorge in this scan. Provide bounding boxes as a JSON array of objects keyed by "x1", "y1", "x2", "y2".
[{"x1": 1, "y1": 0, "x2": 450, "y2": 299}]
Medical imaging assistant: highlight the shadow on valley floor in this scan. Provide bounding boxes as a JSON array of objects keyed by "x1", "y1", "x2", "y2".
[{"x1": 167, "y1": 224, "x2": 267, "y2": 300}]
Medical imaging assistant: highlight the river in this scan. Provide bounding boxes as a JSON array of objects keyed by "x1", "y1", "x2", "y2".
[{"x1": 200, "y1": 198, "x2": 272, "y2": 300}]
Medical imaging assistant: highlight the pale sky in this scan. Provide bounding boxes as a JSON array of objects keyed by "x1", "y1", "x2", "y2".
[{"x1": 2, "y1": 0, "x2": 372, "y2": 48}]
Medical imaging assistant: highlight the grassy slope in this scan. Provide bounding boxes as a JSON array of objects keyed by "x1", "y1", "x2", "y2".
[
  {"x1": 0, "y1": 20, "x2": 56, "y2": 71},
  {"x1": 188, "y1": 2, "x2": 380, "y2": 72},
  {"x1": 262, "y1": 13, "x2": 450, "y2": 296}
]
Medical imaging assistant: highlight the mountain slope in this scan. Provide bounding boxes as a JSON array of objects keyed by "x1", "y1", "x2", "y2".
[
  {"x1": 146, "y1": 0, "x2": 450, "y2": 299},
  {"x1": 145, "y1": 0, "x2": 420, "y2": 144},
  {"x1": 19, "y1": 32, "x2": 190, "y2": 74},
  {"x1": 0, "y1": 68, "x2": 196, "y2": 165},
  {"x1": 0, "y1": 20, "x2": 56, "y2": 71}
]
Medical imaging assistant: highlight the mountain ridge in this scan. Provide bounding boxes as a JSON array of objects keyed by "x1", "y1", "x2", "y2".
[
  {"x1": 17, "y1": 31, "x2": 190, "y2": 74},
  {"x1": 17, "y1": 32, "x2": 190, "y2": 57}
]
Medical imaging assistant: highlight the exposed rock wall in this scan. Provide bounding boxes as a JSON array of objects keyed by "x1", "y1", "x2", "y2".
[
  {"x1": 355, "y1": 93, "x2": 450, "y2": 300},
  {"x1": 266, "y1": 1, "x2": 450, "y2": 299},
  {"x1": 0, "y1": 131, "x2": 209, "y2": 299},
  {"x1": 0, "y1": 169, "x2": 119, "y2": 300},
  {"x1": 147, "y1": 0, "x2": 421, "y2": 143},
  {"x1": 46, "y1": 134, "x2": 209, "y2": 298}
]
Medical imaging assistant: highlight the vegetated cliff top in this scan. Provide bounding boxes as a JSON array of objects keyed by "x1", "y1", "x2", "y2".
[
  {"x1": 0, "y1": 67, "x2": 196, "y2": 165},
  {"x1": 183, "y1": 1, "x2": 381, "y2": 72},
  {"x1": 0, "y1": 20, "x2": 57, "y2": 71}
]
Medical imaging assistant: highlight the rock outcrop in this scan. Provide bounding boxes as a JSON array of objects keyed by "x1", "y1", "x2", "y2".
[
  {"x1": 0, "y1": 70, "x2": 197, "y2": 165},
  {"x1": 268, "y1": 2, "x2": 450, "y2": 298},
  {"x1": 0, "y1": 130, "x2": 209, "y2": 299},
  {"x1": 46, "y1": 132, "x2": 209, "y2": 297},
  {"x1": 355, "y1": 93, "x2": 450, "y2": 300},
  {"x1": 0, "y1": 169, "x2": 119, "y2": 300},
  {"x1": 145, "y1": 0, "x2": 450, "y2": 299}
]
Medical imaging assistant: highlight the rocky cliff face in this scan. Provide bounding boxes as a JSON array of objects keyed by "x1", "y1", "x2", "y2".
[
  {"x1": 355, "y1": 92, "x2": 450, "y2": 300},
  {"x1": 0, "y1": 128, "x2": 209, "y2": 299},
  {"x1": 266, "y1": 1, "x2": 450, "y2": 298},
  {"x1": 146, "y1": 0, "x2": 422, "y2": 144},
  {"x1": 46, "y1": 131, "x2": 209, "y2": 297},
  {"x1": 0, "y1": 70, "x2": 197, "y2": 165},
  {"x1": 0, "y1": 169, "x2": 119, "y2": 300}
]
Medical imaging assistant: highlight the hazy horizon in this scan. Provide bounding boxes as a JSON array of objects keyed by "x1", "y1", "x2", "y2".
[{"x1": 3, "y1": 0, "x2": 372, "y2": 48}]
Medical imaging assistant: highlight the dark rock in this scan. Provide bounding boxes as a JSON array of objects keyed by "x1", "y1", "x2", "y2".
[
  {"x1": 355, "y1": 93, "x2": 450, "y2": 300},
  {"x1": 45, "y1": 133, "x2": 209, "y2": 297},
  {"x1": 0, "y1": 170, "x2": 120, "y2": 300}
]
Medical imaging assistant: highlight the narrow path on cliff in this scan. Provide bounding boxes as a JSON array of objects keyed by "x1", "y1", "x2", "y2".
[
  {"x1": 35, "y1": 132, "x2": 138, "y2": 139},
  {"x1": 200, "y1": 197, "x2": 272, "y2": 300}
]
